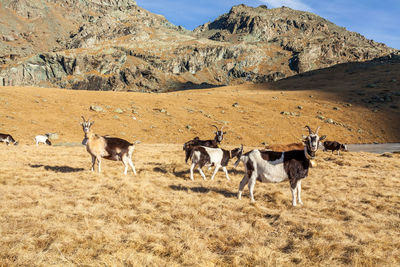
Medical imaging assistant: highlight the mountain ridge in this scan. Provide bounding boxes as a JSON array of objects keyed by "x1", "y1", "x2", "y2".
[{"x1": 0, "y1": 2, "x2": 396, "y2": 91}]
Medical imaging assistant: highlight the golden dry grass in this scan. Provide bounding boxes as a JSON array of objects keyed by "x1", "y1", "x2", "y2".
[
  {"x1": 0, "y1": 68, "x2": 399, "y2": 266},
  {"x1": 0, "y1": 143, "x2": 399, "y2": 266}
]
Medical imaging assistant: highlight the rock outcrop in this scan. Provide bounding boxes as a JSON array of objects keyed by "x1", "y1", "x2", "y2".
[
  {"x1": 195, "y1": 5, "x2": 394, "y2": 73},
  {"x1": 0, "y1": 3, "x2": 396, "y2": 92}
]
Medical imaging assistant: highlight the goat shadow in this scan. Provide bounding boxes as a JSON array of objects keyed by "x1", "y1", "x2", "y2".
[
  {"x1": 172, "y1": 167, "x2": 245, "y2": 179},
  {"x1": 146, "y1": 162, "x2": 169, "y2": 174},
  {"x1": 169, "y1": 184, "x2": 237, "y2": 198},
  {"x1": 30, "y1": 164, "x2": 85, "y2": 173}
]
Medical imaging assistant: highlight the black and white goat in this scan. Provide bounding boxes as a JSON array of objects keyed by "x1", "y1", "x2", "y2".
[
  {"x1": 183, "y1": 125, "x2": 226, "y2": 163},
  {"x1": 34, "y1": 134, "x2": 52, "y2": 146},
  {"x1": 189, "y1": 145, "x2": 242, "y2": 181},
  {"x1": 0, "y1": 133, "x2": 18, "y2": 145},
  {"x1": 235, "y1": 126, "x2": 326, "y2": 206},
  {"x1": 323, "y1": 141, "x2": 348, "y2": 155},
  {"x1": 81, "y1": 116, "x2": 138, "y2": 175}
]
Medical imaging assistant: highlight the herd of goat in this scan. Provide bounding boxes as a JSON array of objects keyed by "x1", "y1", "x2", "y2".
[{"x1": 0, "y1": 117, "x2": 348, "y2": 206}]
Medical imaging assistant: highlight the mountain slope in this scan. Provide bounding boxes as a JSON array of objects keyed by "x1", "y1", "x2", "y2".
[
  {"x1": 1, "y1": 53, "x2": 399, "y2": 145},
  {"x1": 0, "y1": 3, "x2": 396, "y2": 92}
]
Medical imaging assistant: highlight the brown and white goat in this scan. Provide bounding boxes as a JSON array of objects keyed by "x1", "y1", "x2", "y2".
[
  {"x1": 183, "y1": 125, "x2": 226, "y2": 163},
  {"x1": 264, "y1": 142, "x2": 304, "y2": 151},
  {"x1": 0, "y1": 133, "x2": 18, "y2": 145},
  {"x1": 81, "y1": 116, "x2": 137, "y2": 175},
  {"x1": 235, "y1": 126, "x2": 326, "y2": 206},
  {"x1": 189, "y1": 145, "x2": 242, "y2": 181}
]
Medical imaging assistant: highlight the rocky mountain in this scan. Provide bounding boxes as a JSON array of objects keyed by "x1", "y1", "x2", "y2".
[
  {"x1": 195, "y1": 5, "x2": 394, "y2": 73},
  {"x1": 0, "y1": 2, "x2": 396, "y2": 92}
]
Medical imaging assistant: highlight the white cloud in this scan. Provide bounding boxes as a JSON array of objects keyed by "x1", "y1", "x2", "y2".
[{"x1": 259, "y1": 0, "x2": 313, "y2": 12}]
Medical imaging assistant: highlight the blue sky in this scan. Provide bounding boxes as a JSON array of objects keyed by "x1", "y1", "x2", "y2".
[{"x1": 136, "y1": 0, "x2": 400, "y2": 49}]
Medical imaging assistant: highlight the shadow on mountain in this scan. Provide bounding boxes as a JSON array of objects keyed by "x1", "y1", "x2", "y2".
[
  {"x1": 267, "y1": 53, "x2": 400, "y2": 93},
  {"x1": 255, "y1": 53, "x2": 400, "y2": 141},
  {"x1": 172, "y1": 82, "x2": 224, "y2": 92}
]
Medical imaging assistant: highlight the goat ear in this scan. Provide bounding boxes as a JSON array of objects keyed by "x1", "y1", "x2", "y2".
[
  {"x1": 223, "y1": 131, "x2": 227, "y2": 134},
  {"x1": 319, "y1": 135, "x2": 326, "y2": 140}
]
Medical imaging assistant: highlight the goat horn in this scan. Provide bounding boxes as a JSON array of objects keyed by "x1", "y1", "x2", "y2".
[
  {"x1": 305, "y1": 125, "x2": 312, "y2": 135},
  {"x1": 81, "y1": 116, "x2": 86, "y2": 122},
  {"x1": 221, "y1": 125, "x2": 225, "y2": 131},
  {"x1": 211, "y1": 125, "x2": 219, "y2": 131},
  {"x1": 315, "y1": 126, "x2": 321, "y2": 135}
]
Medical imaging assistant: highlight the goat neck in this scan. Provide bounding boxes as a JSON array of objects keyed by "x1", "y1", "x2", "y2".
[{"x1": 304, "y1": 146, "x2": 315, "y2": 159}]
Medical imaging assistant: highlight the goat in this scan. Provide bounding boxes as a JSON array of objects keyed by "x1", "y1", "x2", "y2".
[
  {"x1": 323, "y1": 141, "x2": 348, "y2": 155},
  {"x1": 235, "y1": 126, "x2": 326, "y2": 206},
  {"x1": 81, "y1": 116, "x2": 137, "y2": 175},
  {"x1": 265, "y1": 142, "x2": 304, "y2": 151},
  {"x1": 0, "y1": 133, "x2": 18, "y2": 145},
  {"x1": 189, "y1": 145, "x2": 242, "y2": 181},
  {"x1": 34, "y1": 134, "x2": 52, "y2": 146},
  {"x1": 183, "y1": 125, "x2": 226, "y2": 163}
]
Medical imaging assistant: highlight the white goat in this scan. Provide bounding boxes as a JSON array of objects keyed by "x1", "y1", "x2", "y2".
[
  {"x1": 189, "y1": 145, "x2": 242, "y2": 181},
  {"x1": 34, "y1": 134, "x2": 52, "y2": 145}
]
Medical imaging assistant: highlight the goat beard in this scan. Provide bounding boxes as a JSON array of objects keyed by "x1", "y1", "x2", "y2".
[{"x1": 82, "y1": 137, "x2": 88, "y2": 145}]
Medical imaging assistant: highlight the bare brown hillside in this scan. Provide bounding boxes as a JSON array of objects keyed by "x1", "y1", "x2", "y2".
[{"x1": 0, "y1": 58, "x2": 399, "y2": 146}]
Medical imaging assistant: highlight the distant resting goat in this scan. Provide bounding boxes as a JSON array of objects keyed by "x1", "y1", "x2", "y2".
[{"x1": 81, "y1": 116, "x2": 138, "y2": 174}]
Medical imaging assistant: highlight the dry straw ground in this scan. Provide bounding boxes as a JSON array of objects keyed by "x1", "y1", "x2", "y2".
[
  {"x1": 0, "y1": 63, "x2": 399, "y2": 266},
  {"x1": 0, "y1": 144, "x2": 399, "y2": 266}
]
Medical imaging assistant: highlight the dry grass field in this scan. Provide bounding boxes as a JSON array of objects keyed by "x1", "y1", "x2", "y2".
[
  {"x1": 0, "y1": 144, "x2": 399, "y2": 266},
  {"x1": 0, "y1": 63, "x2": 400, "y2": 266}
]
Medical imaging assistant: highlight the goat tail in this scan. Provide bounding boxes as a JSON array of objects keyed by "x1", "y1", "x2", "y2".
[
  {"x1": 128, "y1": 144, "x2": 135, "y2": 157},
  {"x1": 128, "y1": 140, "x2": 141, "y2": 156}
]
